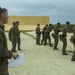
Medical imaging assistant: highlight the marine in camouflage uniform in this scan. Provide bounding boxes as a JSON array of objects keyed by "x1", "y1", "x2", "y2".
[
  {"x1": 16, "y1": 21, "x2": 22, "y2": 50},
  {"x1": 43, "y1": 24, "x2": 48, "y2": 45},
  {"x1": 9, "y1": 22, "x2": 20, "y2": 52},
  {"x1": 61, "y1": 21, "x2": 70, "y2": 55},
  {"x1": 41, "y1": 24, "x2": 47, "y2": 45},
  {"x1": 71, "y1": 26, "x2": 75, "y2": 61},
  {"x1": 48, "y1": 24, "x2": 53, "y2": 46},
  {"x1": 36, "y1": 24, "x2": 41, "y2": 45},
  {"x1": 0, "y1": 7, "x2": 18, "y2": 75},
  {"x1": 53, "y1": 23, "x2": 61, "y2": 50},
  {"x1": 44, "y1": 24, "x2": 53, "y2": 46}
]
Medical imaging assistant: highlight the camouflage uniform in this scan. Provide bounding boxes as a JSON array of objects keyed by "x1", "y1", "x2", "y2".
[
  {"x1": 71, "y1": 26, "x2": 75, "y2": 61},
  {"x1": 16, "y1": 26, "x2": 21, "y2": 50},
  {"x1": 16, "y1": 21, "x2": 21, "y2": 50},
  {"x1": 36, "y1": 24, "x2": 41, "y2": 45},
  {"x1": 44, "y1": 25, "x2": 52, "y2": 46},
  {"x1": 41, "y1": 25, "x2": 47, "y2": 45},
  {"x1": 0, "y1": 25, "x2": 12, "y2": 75},
  {"x1": 62, "y1": 21, "x2": 70, "y2": 55},
  {"x1": 9, "y1": 25, "x2": 19, "y2": 52},
  {"x1": 53, "y1": 25, "x2": 60, "y2": 49},
  {"x1": 62, "y1": 26, "x2": 68, "y2": 55},
  {"x1": 48, "y1": 24, "x2": 53, "y2": 46},
  {"x1": 43, "y1": 25, "x2": 48, "y2": 45}
]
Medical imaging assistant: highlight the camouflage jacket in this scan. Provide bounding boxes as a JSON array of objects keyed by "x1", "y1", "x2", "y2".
[
  {"x1": 62, "y1": 26, "x2": 67, "y2": 37},
  {"x1": 36, "y1": 27, "x2": 41, "y2": 35},
  {"x1": 9, "y1": 26, "x2": 20, "y2": 41},
  {"x1": 54, "y1": 26, "x2": 60, "y2": 35},
  {"x1": 0, "y1": 25, "x2": 12, "y2": 72}
]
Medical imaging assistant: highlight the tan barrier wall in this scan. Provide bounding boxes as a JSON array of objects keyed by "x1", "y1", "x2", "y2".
[
  {"x1": 5, "y1": 16, "x2": 50, "y2": 30},
  {"x1": 7, "y1": 16, "x2": 49, "y2": 25}
]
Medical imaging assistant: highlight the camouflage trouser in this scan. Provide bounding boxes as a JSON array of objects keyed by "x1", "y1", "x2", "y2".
[
  {"x1": 0, "y1": 70, "x2": 9, "y2": 75},
  {"x1": 62, "y1": 37, "x2": 67, "y2": 54},
  {"x1": 44, "y1": 32, "x2": 48, "y2": 45},
  {"x1": 36, "y1": 34, "x2": 40, "y2": 45},
  {"x1": 48, "y1": 34, "x2": 51, "y2": 46},
  {"x1": 11, "y1": 39, "x2": 18, "y2": 52},
  {"x1": 18, "y1": 36, "x2": 21, "y2": 49},
  {"x1": 54, "y1": 35, "x2": 58, "y2": 49},
  {"x1": 41, "y1": 34, "x2": 44, "y2": 44},
  {"x1": 71, "y1": 44, "x2": 75, "y2": 61}
]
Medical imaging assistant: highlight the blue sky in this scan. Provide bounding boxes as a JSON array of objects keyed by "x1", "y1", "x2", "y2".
[{"x1": 0, "y1": 0, "x2": 75, "y2": 24}]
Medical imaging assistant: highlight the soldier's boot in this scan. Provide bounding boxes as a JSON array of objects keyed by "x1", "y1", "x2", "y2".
[
  {"x1": 11, "y1": 49, "x2": 17, "y2": 52},
  {"x1": 62, "y1": 51, "x2": 68, "y2": 55},
  {"x1": 71, "y1": 54, "x2": 75, "y2": 61},
  {"x1": 54, "y1": 47, "x2": 58, "y2": 50},
  {"x1": 62, "y1": 53, "x2": 68, "y2": 55},
  {"x1": 18, "y1": 46, "x2": 22, "y2": 50},
  {"x1": 49, "y1": 43, "x2": 53, "y2": 47}
]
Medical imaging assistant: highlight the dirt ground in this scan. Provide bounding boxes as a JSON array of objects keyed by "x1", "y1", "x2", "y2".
[{"x1": 5, "y1": 31, "x2": 75, "y2": 75}]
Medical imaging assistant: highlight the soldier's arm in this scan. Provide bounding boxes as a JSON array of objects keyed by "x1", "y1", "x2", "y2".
[
  {"x1": 62, "y1": 27, "x2": 67, "y2": 37},
  {"x1": 73, "y1": 27, "x2": 75, "y2": 36},
  {"x1": 8, "y1": 28, "x2": 12, "y2": 41},
  {"x1": 0, "y1": 34, "x2": 12, "y2": 59}
]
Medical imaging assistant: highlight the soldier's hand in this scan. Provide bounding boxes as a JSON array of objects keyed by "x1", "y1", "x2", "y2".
[{"x1": 12, "y1": 52, "x2": 19, "y2": 59}]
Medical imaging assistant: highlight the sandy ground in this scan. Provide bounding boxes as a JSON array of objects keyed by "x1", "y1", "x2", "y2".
[{"x1": 5, "y1": 31, "x2": 75, "y2": 75}]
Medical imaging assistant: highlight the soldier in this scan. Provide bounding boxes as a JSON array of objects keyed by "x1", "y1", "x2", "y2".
[
  {"x1": 61, "y1": 21, "x2": 70, "y2": 55},
  {"x1": 53, "y1": 23, "x2": 61, "y2": 50},
  {"x1": 44, "y1": 24, "x2": 53, "y2": 46},
  {"x1": 71, "y1": 26, "x2": 75, "y2": 61},
  {"x1": 9, "y1": 22, "x2": 18, "y2": 52},
  {"x1": 36, "y1": 24, "x2": 41, "y2": 45},
  {"x1": 16, "y1": 21, "x2": 22, "y2": 50},
  {"x1": 43, "y1": 24, "x2": 48, "y2": 45},
  {"x1": 0, "y1": 7, "x2": 18, "y2": 75},
  {"x1": 9, "y1": 22, "x2": 15, "y2": 41},
  {"x1": 48, "y1": 24, "x2": 53, "y2": 46}
]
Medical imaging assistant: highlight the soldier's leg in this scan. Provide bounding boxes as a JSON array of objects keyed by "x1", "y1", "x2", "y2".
[
  {"x1": 18, "y1": 36, "x2": 21, "y2": 50},
  {"x1": 41, "y1": 38, "x2": 43, "y2": 45},
  {"x1": 44, "y1": 34, "x2": 47, "y2": 45},
  {"x1": 62, "y1": 38, "x2": 68, "y2": 55},
  {"x1": 38, "y1": 35, "x2": 40, "y2": 45},
  {"x1": 11, "y1": 41, "x2": 16, "y2": 52},
  {"x1": 36, "y1": 34, "x2": 38, "y2": 44},
  {"x1": 48, "y1": 34, "x2": 52, "y2": 46},
  {"x1": 71, "y1": 45, "x2": 75, "y2": 61},
  {"x1": 54, "y1": 36, "x2": 58, "y2": 49}
]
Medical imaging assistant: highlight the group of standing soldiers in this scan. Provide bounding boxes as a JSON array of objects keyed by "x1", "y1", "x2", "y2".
[
  {"x1": 8, "y1": 21, "x2": 22, "y2": 52},
  {"x1": 36, "y1": 23, "x2": 53, "y2": 46},
  {"x1": 36, "y1": 21, "x2": 75, "y2": 61}
]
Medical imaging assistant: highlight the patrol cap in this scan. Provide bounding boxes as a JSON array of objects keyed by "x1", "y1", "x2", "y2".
[
  {"x1": 66, "y1": 21, "x2": 70, "y2": 24},
  {"x1": 57, "y1": 22, "x2": 60, "y2": 25}
]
